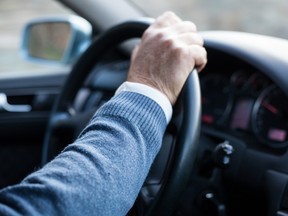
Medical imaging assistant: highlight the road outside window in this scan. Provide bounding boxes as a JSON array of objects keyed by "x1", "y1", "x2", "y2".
[
  {"x1": 0, "y1": 0, "x2": 73, "y2": 78},
  {"x1": 130, "y1": 0, "x2": 288, "y2": 39}
]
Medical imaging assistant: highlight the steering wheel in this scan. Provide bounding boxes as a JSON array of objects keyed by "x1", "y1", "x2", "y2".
[{"x1": 41, "y1": 19, "x2": 201, "y2": 216}]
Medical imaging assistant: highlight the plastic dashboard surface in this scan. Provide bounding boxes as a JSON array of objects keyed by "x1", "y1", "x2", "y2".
[
  {"x1": 200, "y1": 55, "x2": 288, "y2": 150},
  {"x1": 200, "y1": 31, "x2": 288, "y2": 151}
]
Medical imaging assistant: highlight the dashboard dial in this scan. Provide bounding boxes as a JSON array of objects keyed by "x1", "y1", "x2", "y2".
[
  {"x1": 230, "y1": 70, "x2": 250, "y2": 89},
  {"x1": 230, "y1": 70, "x2": 270, "y2": 93},
  {"x1": 252, "y1": 86, "x2": 288, "y2": 148},
  {"x1": 201, "y1": 74, "x2": 231, "y2": 126}
]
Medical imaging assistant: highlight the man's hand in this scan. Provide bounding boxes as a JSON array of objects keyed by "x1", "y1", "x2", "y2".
[{"x1": 127, "y1": 11, "x2": 207, "y2": 105}]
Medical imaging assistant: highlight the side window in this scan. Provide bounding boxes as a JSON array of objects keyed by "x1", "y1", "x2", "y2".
[{"x1": 0, "y1": 0, "x2": 74, "y2": 78}]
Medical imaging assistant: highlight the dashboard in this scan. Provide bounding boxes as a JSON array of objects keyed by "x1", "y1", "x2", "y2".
[
  {"x1": 197, "y1": 31, "x2": 288, "y2": 156},
  {"x1": 200, "y1": 69, "x2": 288, "y2": 149}
]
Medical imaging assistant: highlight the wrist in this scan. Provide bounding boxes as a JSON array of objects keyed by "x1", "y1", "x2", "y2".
[{"x1": 115, "y1": 81, "x2": 173, "y2": 123}]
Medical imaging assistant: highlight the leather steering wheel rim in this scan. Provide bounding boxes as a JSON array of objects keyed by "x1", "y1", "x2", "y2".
[{"x1": 42, "y1": 19, "x2": 201, "y2": 216}]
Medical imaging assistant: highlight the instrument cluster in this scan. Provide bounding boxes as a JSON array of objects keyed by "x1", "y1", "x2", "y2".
[{"x1": 200, "y1": 69, "x2": 288, "y2": 149}]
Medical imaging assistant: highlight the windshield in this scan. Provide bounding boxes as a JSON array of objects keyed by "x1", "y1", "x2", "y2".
[{"x1": 129, "y1": 0, "x2": 288, "y2": 39}]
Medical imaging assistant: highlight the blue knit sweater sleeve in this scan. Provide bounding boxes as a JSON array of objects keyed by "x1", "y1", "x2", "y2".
[{"x1": 0, "y1": 92, "x2": 167, "y2": 216}]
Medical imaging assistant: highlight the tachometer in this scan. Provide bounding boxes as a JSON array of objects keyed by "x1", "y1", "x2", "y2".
[
  {"x1": 201, "y1": 74, "x2": 232, "y2": 126},
  {"x1": 252, "y1": 85, "x2": 288, "y2": 148}
]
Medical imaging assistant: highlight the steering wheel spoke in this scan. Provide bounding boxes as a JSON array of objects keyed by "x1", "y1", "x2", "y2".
[
  {"x1": 52, "y1": 110, "x2": 95, "y2": 136},
  {"x1": 43, "y1": 109, "x2": 95, "y2": 163}
]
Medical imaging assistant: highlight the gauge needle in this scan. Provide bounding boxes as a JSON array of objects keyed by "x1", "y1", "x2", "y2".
[{"x1": 263, "y1": 102, "x2": 278, "y2": 114}]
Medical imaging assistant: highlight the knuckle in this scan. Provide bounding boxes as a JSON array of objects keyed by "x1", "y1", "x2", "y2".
[
  {"x1": 195, "y1": 34, "x2": 204, "y2": 46},
  {"x1": 172, "y1": 45, "x2": 190, "y2": 60},
  {"x1": 163, "y1": 37, "x2": 175, "y2": 47},
  {"x1": 164, "y1": 11, "x2": 176, "y2": 17},
  {"x1": 191, "y1": 22, "x2": 197, "y2": 31},
  {"x1": 142, "y1": 29, "x2": 153, "y2": 40},
  {"x1": 189, "y1": 46, "x2": 206, "y2": 62},
  {"x1": 156, "y1": 31, "x2": 166, "y2": 40},
  {"x1": 189, "y1": 33, "x2": 204, "y2": 46},
  {"x1": 199, "y1": 47, "x2": 207, "y2": 58},
  {"x1": 183, "y1": 21, "x2": 197, "y2": 32},
  {"x1": 164, "y1": 11, "x2": 180, "y2": 21},
  {"x1": 143, "y1": 29, "x2": 165, "y2": 41},
  {"x1": 173, "y1": 46, "x2": 184, "y2": 55},
  {"x1": 197, "y1": 47, "x2": 208, "y2": 64}
]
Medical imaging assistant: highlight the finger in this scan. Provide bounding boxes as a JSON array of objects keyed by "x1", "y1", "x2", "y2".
[
  {"x1": 173, "y1": 33, "x2": 204, "y2": 47},
  {"x1": 152, "y1": 11, "x2": 182, "y2": 28},
  {"x1": 188, "y1": 45, "x2": 207, "y2": 72},
  {"x1": 165, "y1": 21, "x2": 197, "y2": 34}
]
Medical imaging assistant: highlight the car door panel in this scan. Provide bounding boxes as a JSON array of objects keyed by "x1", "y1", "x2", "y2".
[{"x1": 0, "y1": 73, "x2": 67, "y2": 188}]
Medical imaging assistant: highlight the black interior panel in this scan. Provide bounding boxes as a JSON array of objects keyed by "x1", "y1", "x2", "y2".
[{"x1": 0, "y1": 73, "x2": 67, "y2": 188}]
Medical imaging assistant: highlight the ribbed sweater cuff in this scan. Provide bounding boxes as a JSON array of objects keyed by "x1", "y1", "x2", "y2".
[{"x1": 95, "y1": 91, "x2": 167, "y2": 147}]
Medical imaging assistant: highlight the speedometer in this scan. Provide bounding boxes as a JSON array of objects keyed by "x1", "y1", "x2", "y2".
[{"x1": 252, "y1": 86, "x2": 288, "y2": 148}]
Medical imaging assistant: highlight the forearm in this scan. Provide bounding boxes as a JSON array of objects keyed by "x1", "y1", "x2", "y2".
[{"x1": 0, "y1": 92, "x2": 167, "y2": 216}]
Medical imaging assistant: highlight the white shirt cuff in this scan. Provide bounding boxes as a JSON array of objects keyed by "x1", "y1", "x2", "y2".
[{"x1": 115, "y1": 81, "x2": 173, "y2": 123}]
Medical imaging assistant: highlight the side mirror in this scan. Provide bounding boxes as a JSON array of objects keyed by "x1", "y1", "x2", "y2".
[{"x1": 21, "y1": 15, "x2": 92, "y2": 65}]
